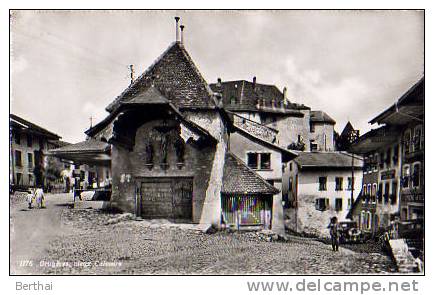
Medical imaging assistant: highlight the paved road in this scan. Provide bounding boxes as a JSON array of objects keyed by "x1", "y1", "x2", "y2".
[{"x1": 10, "y1": 193, "x2": 73, "y2": 274}]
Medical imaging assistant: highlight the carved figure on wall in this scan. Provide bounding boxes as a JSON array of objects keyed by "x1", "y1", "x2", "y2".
[
  {"x1": 145, "y1": 141, "x2": 154, "y2": 164},
  {"x1": 160, "y1": 134, "x2": 169, "y2": 164},
  {"x1": 174, "y1": 137, "x2": 185, "y2": 163}
]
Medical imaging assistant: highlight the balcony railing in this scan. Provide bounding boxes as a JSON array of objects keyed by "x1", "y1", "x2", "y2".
[{"x1": 232, "y1": 114, "x2": 278, "y2": 143}]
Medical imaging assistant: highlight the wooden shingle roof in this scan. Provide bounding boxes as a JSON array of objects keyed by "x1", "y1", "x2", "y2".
[
  {"x1": 222, "y1": 152, "x2": 279, "y2": 195},
  {"x1": 106, "y1": 42, "x2": 216, "y2": 112}
]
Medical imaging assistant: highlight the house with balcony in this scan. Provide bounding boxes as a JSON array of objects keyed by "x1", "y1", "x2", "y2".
[
  {"x1": 349, "y1": 77, "x2": 424, "y2": 247},
  {"x1": 210, "y1": 78, "x2": 336, "y2": 152},
  {"x1": 369, "y1": 77, "x2": 424, "y2": 244}
]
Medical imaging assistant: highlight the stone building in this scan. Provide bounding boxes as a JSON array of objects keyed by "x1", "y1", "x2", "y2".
[
  {"x1": 336, "y1": 121, "x2": 360, "y2": 151},
  {"x1": 210, "y1": 78, "x2": 335, "y2": 152},
  {"x1": 284, "y1": 151, "x2": 363, "y2": 237},
  {"x1": 348, "y1": 77, "x2": 424, "y2": 245},
  {"x1": 9, "y1": 114, "x2": 65, "y2": 191},
  {"x1": 50, "y1": 20, "x2": 289, "y2": 233},
  {"x1": 347, "y1": 126, "x2": 402, "y2": 235}
]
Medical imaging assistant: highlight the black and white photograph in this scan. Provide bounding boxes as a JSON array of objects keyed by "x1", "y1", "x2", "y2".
[{"x1": 8, "y1": 8, "x2": 424, "y2": 280}]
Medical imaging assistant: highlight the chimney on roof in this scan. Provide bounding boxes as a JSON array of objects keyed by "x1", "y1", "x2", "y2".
[
  {"x1": 283, "y1": 87, "x2": 288, "y2": 106},
  {"x1": 180, "y1": 24, "x2": 185, "y2": 44},
  {"x1": 253, "y1": 76, "x2": 257, "y2": 89},
  {"x1": 175, "y1": 17, "x2": 180, "y2": 42}
]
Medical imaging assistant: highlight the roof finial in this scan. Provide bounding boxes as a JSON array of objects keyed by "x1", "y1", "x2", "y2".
[
  {"x1": 175, "y1": 16, "x2": 180, "y2": 42},
  {"x1": 180, "y1": 24, "x2": 185, "y2": 45}
]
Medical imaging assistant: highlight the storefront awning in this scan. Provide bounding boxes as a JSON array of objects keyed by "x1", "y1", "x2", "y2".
[{"x1": 48, "y1": 139, "x2": 111, "y2": 165}]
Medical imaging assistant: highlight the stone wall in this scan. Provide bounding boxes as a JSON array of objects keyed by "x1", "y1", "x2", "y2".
[
  {"x1": 285, "y1": 169, "x2": 363, "y2": 238},
  {"x1": 111, "y1": 117, "x2": 217, "y2": 223},
  {"x1": 309, "y1": 123, "x2": 335, "y2": 151},
  {"x1": 183, "y1": 110, "x2": 227, "y2": 228}
]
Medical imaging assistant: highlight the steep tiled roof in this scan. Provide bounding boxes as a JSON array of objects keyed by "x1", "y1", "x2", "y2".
[
  {"x1": 310, "y1": 111, "x2": 336, "y2": 124},
  {"x1": 210, "y1": 80, "x2": 310, "y2": 112},
  {"x1": 341, "y1": 121, "x2": 355, "y2": 136},
  {"x1": 10, "y1": 114, "x2": 60, "y2": 140},
  {"x1": 106, "y1": 42, "x2": 216, "y2": 112},
  {"x1": 294, "y1": 152, "x2": 363, "y2": 169},
  {"x1": 222, "y1": 152, "x2": 280, "y2": 195},
  {"x1": 49, "y1": 139, "x2": 110, "y2": 154}
]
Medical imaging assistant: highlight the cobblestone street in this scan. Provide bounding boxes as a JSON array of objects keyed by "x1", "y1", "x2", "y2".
[{"x1": 11, "y1": 194, "x2": 396, "y2": 275}]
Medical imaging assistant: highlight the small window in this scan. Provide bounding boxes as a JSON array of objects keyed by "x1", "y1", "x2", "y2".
[
  {"x1": 260, "y1": 153, "x2": 271, "y2": 170},
  {"x1": 384, "y1": 182, "x2": 390, "y2": 204},
  {"x1": 315, "y1": 198, "x2": 329, "y2": 211},
  {"x1": 289, "y1": 162, "x2": 293, "y2": 171},
  {"x1": 393, "y1": 145, "x2": 399, "y2": 165},
  {"x1": 319, "y1": 177, "x2": 327, "y2": 191},
  {"x1": 391, "y1": 181, "x2": 397, "y2": 205},
  {"x1": 402, "y1": 165, "x2": 410, "y2": 188},
  {"x1": 16, "y1": 173, "x2": 23, "y2": 185},
  {"x1": 367, "y1": 184, "x2": 371, "y2": 196},
  {"x1": 347, "y1": 198, "x2": 352, "y2": 209},
  {"x1": 15, "y1": 150, "x2": 22, "y2": 167},
  {"x1": 27, "y1": 134, "x2": 33, "y2": 147},
  {"x1": 288, "y1": 178, "x2": 293, "y2": 191},
  {"x1": 372, "y1": 184, "x2": 377, "y2": 202},
  {"x1": 14, "y1": 132, "x2": 21, "y2": 145},
  {"x1": 247, "y1": 153, "x2": 258, "y2": 169},
  {"x1": 27, "y1": 153, "x2": 33, "y2": 168},
  {"x1": 310, "y1": 141, "x2": 318, "y2": 151},
  {"x1": 28, "y1": 174, "x2": 34, "y2": 185},
  {"x1": 414, "y1": 127, "x2": 422, "y2": 151},
  {"x1": 230, "y1": 96, "x2": 237, "y2": 105},
  {"x1": 378, "y1": 184, "x2": 383, "y2": 203},
  {"x1": 335, "y1": 177, "x2": 343, "y2": 191},
  {"x1": 335, "y1": 198, "x2": 343, "y2": 211},
  {"x1": 404, "y1": 131, "x2": 411, "y2": 154},
  {"x1": 347, "y1": 177, "x2": 354, "y2": 190},
  {"x1": 310, "y1": 122, "x2": 315, "y2": 133},
  {"x1": 412, "y1": 163, "x2": 421, "y2": 187}
]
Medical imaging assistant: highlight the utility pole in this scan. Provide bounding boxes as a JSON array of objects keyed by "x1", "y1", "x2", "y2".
[{"x1": 351, "y1": 152, "x2": 355, "y2": 205}]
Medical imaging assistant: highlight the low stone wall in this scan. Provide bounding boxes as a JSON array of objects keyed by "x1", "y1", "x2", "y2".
[
  {"x1": 10, "y1": 192, "x2": 28, "y2": 205},
  {"x1": 388, "y1": 239, "x2": 419, "y2": 273}
]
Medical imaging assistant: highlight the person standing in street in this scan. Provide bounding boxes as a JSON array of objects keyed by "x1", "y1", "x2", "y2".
[
  {"x1": 328, "y1": 216, "x2": 340, "y2": 252},
  {"x1": 26, "y1": 189, "x2": 34, "y2": 209},
  {"x1": 35, "y1": 186, "x2": 45, "y2": 209}
]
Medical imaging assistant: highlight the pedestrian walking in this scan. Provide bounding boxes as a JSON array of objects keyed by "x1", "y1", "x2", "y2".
[
  {"x1": 35, "y1": 186, "x2": 45, "y2": 209},
  {"x1": 328, "y1": 216, "x2": 340, "y2": 252},
  {"x1": 26, "y1": 189, "x2": 34, "y2": 209}
]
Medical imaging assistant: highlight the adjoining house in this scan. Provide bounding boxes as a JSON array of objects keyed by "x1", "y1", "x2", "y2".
[
  {"x1": 346, "y1": 125, "x2": 402, "y2": 236},
  {"x1": 9, "y1": 114, "x2": 68, "y2": 191},
  {"x1": 284, "y1": 151, "x2": 363, "y2": 237},
  {"x1": 227, "y1": 112, "x2": 298, "y2": 232},
  {"x1": 50, "y1": 19, "x2": 293, "y2": 233},
  {"x1": 348, "y1": 77, "x2": 424, "y2": 248},
  {"x1": 210, "y1": 79, "x2": 336, "y2": 152}
]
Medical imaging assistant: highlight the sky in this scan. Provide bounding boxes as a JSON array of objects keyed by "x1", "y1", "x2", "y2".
[{"x1": 10, "y1": 10, "x2": 424, "y2": 143}]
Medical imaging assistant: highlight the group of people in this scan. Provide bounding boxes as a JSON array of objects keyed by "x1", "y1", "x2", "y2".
[{"x1": 26, "y1": 187, "x2": 45, "y2": 209}]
